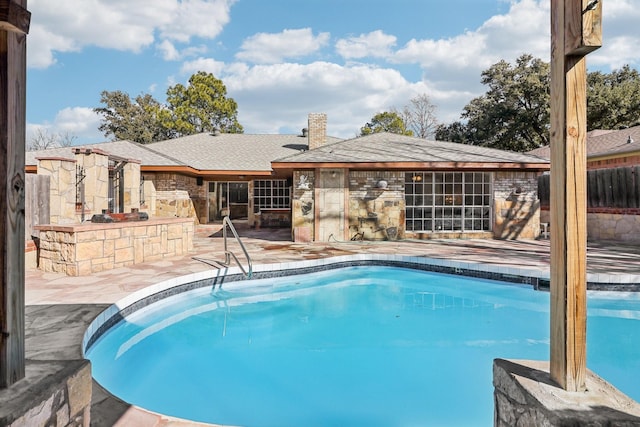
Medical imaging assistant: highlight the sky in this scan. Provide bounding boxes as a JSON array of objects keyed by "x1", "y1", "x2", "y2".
[{"x1": 26, "y1": 0, "x2": 640, "y2": 145}]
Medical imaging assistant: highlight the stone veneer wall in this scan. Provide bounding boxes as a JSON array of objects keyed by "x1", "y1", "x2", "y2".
[
  {"x1": 292, "y1": 170, "x2": 315, "y2": 242},
  {"x1": 147, "y1": 172, "x2": 206, "y2": 222},
  {"x1": 587, "y1": 211, "x2": 640, "y2": 242},
  {"x1": 122, "y1": 161, "x2": 141, "y2": 213},
  {"x1": 494, "y1": 359, "x2": 640, "y2": 426},
  {"x1": 36, "y1": 157, "x2": 77, "y2": 224},
  {"x1": 493, "y1": 171, "x2": 541, "y2": 239},
  {"x1": 539, "y1": 208, "x2": 640, "y2": 242},
  {"x1": 317, "y1": 169, "x2": 346, "y2": 241},
  {"x1": 34, "y1": 218, "x2": 194, "y2": 276},
  {"x1": 348, "y1": 171, "x2": 405, "y2": 240},
  {"x1": 0, "y1": 360, "x2": 92, "y2": 427}
]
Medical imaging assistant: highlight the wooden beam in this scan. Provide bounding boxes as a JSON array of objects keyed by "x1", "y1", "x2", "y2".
[
  {"x1": 0, "y1": 0, "x2": 28, "y2": 388},
  {"x1": 0, "y1": 0, "x2": 30, "y2": 34},
  {"x1": 549, "y1": 0, "x2": 601, "y2": 392}
]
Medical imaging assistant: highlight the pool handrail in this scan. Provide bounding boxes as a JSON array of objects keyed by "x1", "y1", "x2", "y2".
[{"x1": 222, "y1": 216, "x2": 253, "y2": 278}]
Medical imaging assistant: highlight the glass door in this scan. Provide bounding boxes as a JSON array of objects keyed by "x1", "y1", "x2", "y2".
[{"x1": 210, "y1": 182, "x2": 249, "y2": 220}]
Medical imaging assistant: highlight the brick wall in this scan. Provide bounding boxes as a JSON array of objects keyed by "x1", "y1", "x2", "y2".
[{"x1": 308, "y1": 113, "x2": 327, "y2": 150}]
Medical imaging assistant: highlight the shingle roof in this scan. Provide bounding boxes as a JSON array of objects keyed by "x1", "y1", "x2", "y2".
[
  {"x1": 274, "y1": 132, "x2": 549, "y2": 165},
  {"x1": 144, "y1": 133, "x2": 341, "y2": 171},
  {"x1": 26, "y1": 133, "x2": 342, "y2": 172},
  {"x1": 527, "y1": 125, "x2": 640, "y2": 160},
  {"x1": 26, "y1": 140, "x2": 183, "y2": 167}
]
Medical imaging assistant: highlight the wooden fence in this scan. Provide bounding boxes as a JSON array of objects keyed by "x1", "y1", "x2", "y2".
[
  {"x1": 538, "y1": 166, "x2": 640, "y2": 209},
  {"x1": 25, "y1": 174, "x2": 50, "y2": 240}
]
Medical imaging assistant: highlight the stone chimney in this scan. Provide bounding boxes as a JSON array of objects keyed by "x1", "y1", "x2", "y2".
[{"x1": 308, "y1": 113, "x2": 327, "y2": 150}]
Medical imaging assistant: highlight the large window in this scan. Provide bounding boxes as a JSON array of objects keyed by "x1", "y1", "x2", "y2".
[
  {"x1": 405, "y1": 172, "x2": 492, "y2": 232},
  {"x1": 253, "y1": 180, "x2": 291, "y2": 213}
]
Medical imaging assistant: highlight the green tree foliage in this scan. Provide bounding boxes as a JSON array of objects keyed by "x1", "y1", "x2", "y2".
[
  {"x1": 162, "y1": 71, "x2": 243, "y2": 135},
  {"x1": 95, "y1": 91, "x2": 170, "y2": 143},
  {"x1": 437, "y1": 55, "x2": 640, "y2": 152},
  {"x1": 435, "y1": 121, "x2": 468, "y2": 144},
  {"x1": 360, "y1": 111, "x2": 413, "y2": 136},
  {"x1": 439, "y1": 54, "x2": 550, "y2": 151},
  {"x1": 94, "y1": 72, "x2": 242, "y2": 143},
  {"x1": 587, "y1": 65, "x2": 640, "y2": 129}
]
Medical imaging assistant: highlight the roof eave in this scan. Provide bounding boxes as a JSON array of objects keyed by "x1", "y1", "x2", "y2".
[{"x1": 271, "y1": 161, "x2": 550, "y2": 170}]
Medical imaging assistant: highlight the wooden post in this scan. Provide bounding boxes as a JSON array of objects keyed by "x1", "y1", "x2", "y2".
[
  {"x1": 549, "y1": 0, "x2": 601, "y2": 391},
  {"x1": 0, "y1": 0, "x2": 29, "y2": 388}
]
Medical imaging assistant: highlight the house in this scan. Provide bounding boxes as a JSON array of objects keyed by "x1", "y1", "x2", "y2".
[
  {"x1": 527, "y1": 125, "x2": 640, "y2": 170},
  {"x1": 527, "y1": 125, "x2": 640, "y2": 242},
  {"x1": 26, "y1": 113, "x2": 549, "y2": 242}
]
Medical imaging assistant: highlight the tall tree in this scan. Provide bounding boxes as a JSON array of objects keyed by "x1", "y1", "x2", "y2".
[
  {"x1": 435, "y1": 121, "x2": 468, "y2": 144},
  {"x1": 587, "y1": 65, "x2": 640, "y2": 129},
  {"x1": 461, "y1": 54, "x2": 550, "y2": 151},
  {"x1": 162, "y1": 71, "x2": 243, "y2": 135},
  {"x1": 437, "y1": 56, "x2": 640, "y2": 151},
  {"x1": 399, "y1": 93, "x2": 438, "y2": 139},
  {"x1": 360, "y1": 111, "x2": 413, "y2": 136},
  {"x1": 95, "y1": 91, "x2": 170, "y2": 143},
  {"x1": 95, "y1": 72, "x2": 243, "y2": 143}
]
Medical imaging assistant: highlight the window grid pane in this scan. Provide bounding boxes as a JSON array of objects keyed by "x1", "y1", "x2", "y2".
[
  {"x1": 253, "y1": 180, "x2": 291, "y2": 213},
  {"x1": 404, "y1": 172, "x2": 492, "y2": 232}
]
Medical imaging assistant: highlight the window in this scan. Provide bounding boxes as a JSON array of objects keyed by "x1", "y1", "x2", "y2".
[
  {"x1": 405, "y1": 172, "x2": 492, "y2": 232},
  {"x1": 253, "y1": 180, "x2": 291, "y2": 213}
]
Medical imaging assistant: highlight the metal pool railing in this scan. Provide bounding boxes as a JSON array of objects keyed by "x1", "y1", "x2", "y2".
[{"x1": 220, "y1": 216, "x2": 253, "y2": 278}]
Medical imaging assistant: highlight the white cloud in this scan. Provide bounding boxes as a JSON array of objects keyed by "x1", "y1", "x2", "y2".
[
  {"x1": 28, "y1": 107, "x2": 104, "y2": 145},
  {"x1": 336, "y1": 30, "x2": 397, "y2": 59},
  {"x1": 589, "y1": 0, "x2": 640, "y2": 69},
  {"x1": 27, "y1": 0, "x2": 235, "y2": 69},
  {"x1": 157, "y1": 40, "x2": 181, "y2": 61},
  {"x1": 391, "y1": 0, "x2": 550, "y2": 94},
  {"x1": 219, "y1": 61, "x2": 430, "y2": 137},
  {"x1": 181, "y1": 57, "x2": 226, "y2": 76},
  {"x1": 236, "y1": 28, "x2": 330, "y2": 64}
]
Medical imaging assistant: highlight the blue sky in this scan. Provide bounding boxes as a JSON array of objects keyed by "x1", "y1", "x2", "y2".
[{"x1": 26, "y1": 0, "x2": 640, "y2": 145}]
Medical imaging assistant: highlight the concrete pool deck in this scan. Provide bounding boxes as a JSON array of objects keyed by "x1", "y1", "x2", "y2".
[{"x1": 24, "y1": 224, "x2": 640, "y2": 426}]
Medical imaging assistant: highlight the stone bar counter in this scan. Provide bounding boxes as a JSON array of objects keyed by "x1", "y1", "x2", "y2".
[{"x1": 34, "y1": 217, "x2": 194, "y2": 276}]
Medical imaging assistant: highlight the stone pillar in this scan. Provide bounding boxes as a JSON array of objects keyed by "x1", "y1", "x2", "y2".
[
  {"x1": 493, "y1": 171, "x2": 541, "y2": 239},
  {"x1": 308, "y1": 113, "x2": 327, "y2": 150},
  {"x1": 292, "y1": 170, "x2": 315, "y2": 242},
  {"x1": 74, "y1": 148, "x2": 109, "y2": 215},
  {"x1": 316, "y1": 168, "x2": 346, "y2": 242},
  {"x1": 122, "y1": 160, "x2": 141, "y2": 212},
  {"x1": 141, "y1": 175, "x2": 156, "y2": 216},
  {"x1": 36, "y1": 157, "x2": 77, "y2": 224}
]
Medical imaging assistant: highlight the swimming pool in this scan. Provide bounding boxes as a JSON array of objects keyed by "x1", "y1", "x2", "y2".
[{"x1": 85, "y1": 264, "x2": 640, "y2": 427}]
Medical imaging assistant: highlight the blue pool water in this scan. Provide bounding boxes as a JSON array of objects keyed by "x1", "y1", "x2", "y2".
[{"x1": 86, "y1": 266, "x2": 640, "y2": 427}]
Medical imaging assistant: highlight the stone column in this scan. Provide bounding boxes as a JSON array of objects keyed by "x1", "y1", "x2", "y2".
[
  {"x1": 122, "y1": 160, "x2": 141, "y2": 212},
  {"x1": 36, "y1": 157, "x2": 77, "y2": 224},
  {"x1": 74, "y1": 148, "x2": 109, "y2": 215},
  {"x1": 292, "y1": 170, "x2": 315, "y2": 242}
]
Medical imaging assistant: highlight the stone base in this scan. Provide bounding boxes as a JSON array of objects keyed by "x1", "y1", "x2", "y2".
[
  {"x1": 493, "y1": 358, "x2": 640, "y2": 426},
  {"x1": 0, "y1": 359, "x2": 92, "y2": 427}
]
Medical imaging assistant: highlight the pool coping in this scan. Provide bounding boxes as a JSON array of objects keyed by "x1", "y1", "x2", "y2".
[{"x1": 82, "y1": 252, "x2": 640, "y2": 355}]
